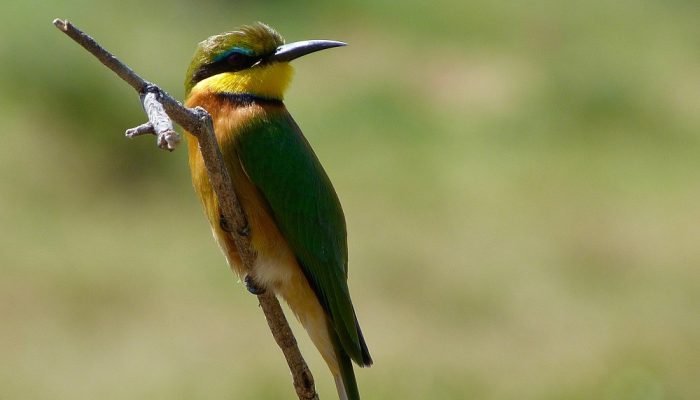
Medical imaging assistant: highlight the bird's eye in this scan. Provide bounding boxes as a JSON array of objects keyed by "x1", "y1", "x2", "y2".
[{"x1": 226, "y1": 52, "x2": 256, "y2": 70}]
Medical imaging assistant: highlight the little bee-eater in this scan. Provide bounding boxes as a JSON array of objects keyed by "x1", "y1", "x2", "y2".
[{"x1": 183, "y1": 23, "x2": 372, "y2": 400}]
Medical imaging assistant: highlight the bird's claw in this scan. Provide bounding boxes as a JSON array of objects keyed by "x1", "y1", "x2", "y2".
[
  {"x1": 220, "y1": 214, "x2": 250, "y2": 237},
  {"x1": 237, "y1": 223, "x2": 250, "y2": 237},
  {"x1": 245, "y1": 275, "x2": 266, "y2": 295},
  {"x1": 219, "y1": 214, "x2": 233, "y2": 232}
]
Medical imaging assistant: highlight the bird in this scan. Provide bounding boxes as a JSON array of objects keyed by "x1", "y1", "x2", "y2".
[{"x1": 183, "y1": 23, "x2": 372, "y2": 400}]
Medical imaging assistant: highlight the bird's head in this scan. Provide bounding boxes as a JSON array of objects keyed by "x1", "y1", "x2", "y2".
[{"x1": 185, "y1": 23, "x2": 345, "y2": 100}]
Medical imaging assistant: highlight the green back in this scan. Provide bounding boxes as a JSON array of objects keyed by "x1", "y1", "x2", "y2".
[{"x1": 233, "y1": 108, "x2": 369, "y2": 365}]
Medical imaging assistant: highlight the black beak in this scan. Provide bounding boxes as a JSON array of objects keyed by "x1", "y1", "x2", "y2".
[{"x1": 266, "y1": 40, "x2": 346, "y2": 63}]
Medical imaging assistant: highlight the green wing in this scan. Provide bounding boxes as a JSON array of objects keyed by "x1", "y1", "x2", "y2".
[{"x1": 235, "y1": 109, "x2": 370, "y2": 366}]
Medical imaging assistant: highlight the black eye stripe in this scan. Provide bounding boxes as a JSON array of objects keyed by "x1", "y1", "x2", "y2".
[
  {"x1": 191, "y1": 62, "x2": 228, "y2": 83},
  {"x1": 190, "y1": 52, "x2": 262, "y2": 86},
  {"x1": 225, "y1": 52, "x2": 257, "y2": 69}
]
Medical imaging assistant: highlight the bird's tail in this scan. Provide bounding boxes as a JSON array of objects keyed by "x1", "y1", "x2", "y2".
[
  {"x1": 330, "y1": 326, "x2": 361, "y2": 400},
  {"x1": 277, "y1": 272, "x2": 370, "y2": 400}
]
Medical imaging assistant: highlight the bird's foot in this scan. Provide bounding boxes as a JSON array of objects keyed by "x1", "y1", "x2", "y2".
[
  {"x1": 244, "y1": 275, "x2": 266, "y2": 295},
  {"x1": 219, "y1": 214, "x2": 233, "y2": 232},
  {"x1": 237, "y1": 223, "x2": 250, "y2": 237},
  {"x1": 219, "y1": 214, "x2": 250, "y2": 237}
]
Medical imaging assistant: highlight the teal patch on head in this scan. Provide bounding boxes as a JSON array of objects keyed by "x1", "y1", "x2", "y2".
[{"x1": 214, "y1": 46, "x2": 255, "y2": 62}]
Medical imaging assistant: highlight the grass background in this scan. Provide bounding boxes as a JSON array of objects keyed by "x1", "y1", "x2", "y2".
[{"x1": 1, "y1": 0, "x2": 699, "y2": 399}]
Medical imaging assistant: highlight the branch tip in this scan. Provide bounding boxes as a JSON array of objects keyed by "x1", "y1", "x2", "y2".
[
  {"x1": 157, "y1": 129, "x2": 180, "y2": 151},
  {"x1": 53, "y1": 18, "x2": 68, "y2": 31},
  {"x1": 125, "y1": 122, "x2": 155, "y2": 138}
]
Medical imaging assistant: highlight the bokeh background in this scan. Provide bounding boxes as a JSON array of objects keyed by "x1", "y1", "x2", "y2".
[{"x1": 2, "y1": 1, "x2": 699, "y2": 399}]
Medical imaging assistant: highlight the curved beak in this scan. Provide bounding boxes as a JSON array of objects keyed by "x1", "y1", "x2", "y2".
[{"x1": 267, "y1": 40, "x2": 347, "y2": 63}]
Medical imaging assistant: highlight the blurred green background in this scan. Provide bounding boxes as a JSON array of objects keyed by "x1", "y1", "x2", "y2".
[{"x1": 2, "y1": 0, "x2": 699, "y2": 399}]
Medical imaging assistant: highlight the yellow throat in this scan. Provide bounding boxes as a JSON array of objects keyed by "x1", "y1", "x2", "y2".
[{"x1": 189, "y1": 62, "x2": 293, "y2": 99}]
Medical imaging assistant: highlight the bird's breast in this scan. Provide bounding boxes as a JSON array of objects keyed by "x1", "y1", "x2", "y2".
[{"x1": 184, "y1": 90, "x2": 298, "y2": 289}]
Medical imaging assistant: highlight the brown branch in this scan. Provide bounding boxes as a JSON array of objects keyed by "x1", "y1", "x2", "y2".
[{"x1": 53, "y1": 18, "x2": 318, "y2": 400}]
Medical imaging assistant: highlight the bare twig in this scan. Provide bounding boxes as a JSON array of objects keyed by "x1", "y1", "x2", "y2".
[
  {"x1": 125, "y1": 122, "x2": 155, "y2": 138},
  {"x1": 123, "y1": 90, "x2": 180, "y2": 150},
  {"x1": 141, "y1": 89, "x2": 180, "y2": 150},
  {"x1": 53, "y1": 18, "x2": 318, "y2": 400}
]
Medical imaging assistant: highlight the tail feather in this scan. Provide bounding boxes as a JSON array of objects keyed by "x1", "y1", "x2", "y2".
[
  {"x1": 354, "y1": 316, "x2": 373, "y2": 367},
  {"x1": 331, "y1": 327, "x2": 361, "y2": 400},
  {"x1": 277, "y1": 268, "x2": 371, "y2": 400},
  {"x1": 333, "y1": 375, "x2": 349, "y2": 400}
]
